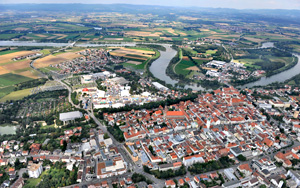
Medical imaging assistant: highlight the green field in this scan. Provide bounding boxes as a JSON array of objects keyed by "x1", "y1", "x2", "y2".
[
  {"x1": 0, "y1": 73, "x2": 32, "y2": 87},
  {"x1": 234, "y1": 55, "x2": 294, "y2": 70},
  {"x1": 0, "y1": 33, "x2": 21, "y2": 40},
  {"x1": 0, "y1": 87, "x2": 32, "y2": 102},
  {"x1": 289, "y1": 44, "x2": 300, "y2": 53},
  {"x1": 40, "y1": 49, "x2": 51, "y2": 55},
  {"x1": 187, "y1": 71, "x2": 203, "y2": 79},
  {"x1": 0, "y1": 86, "x2": 15, "y2": 99},
  {"x1": 122, "y1": 50, "x2": 160, "y2": 70},
  {"x1": 233, "y1": 59, "x2": 262, "y2": 67},
  {"x1": 183, "y1": 47, "x2": 198, "y2": 55},
  {"x1": 23, "y1": 170, "x2": 50, "y2": 188},
  {"x1": 206, "y1": 50, "x2": 217, "y2": 55},
  {"x1": 41, "y1": 124, "x2": 56, "y2": 129},
  {"x1": 0, "y1": 49, "x2": 19, "y2": 55},
  {"x1": 24, "y1": 178, "x2": 42, "y2": 188},
  {"x1": 123, "y1": 60, "x2": 147, "y2": 70},
  {"x1": 175, "y1": 60, "x2": 195, "y2": 76},
  {"x1": 39, "y1": 67, "x2": 61, "y2": 73},
  {"x1": 268, "y1": 56, "x2": 294, "y2": 64},
  {"x1": 123, "y1": 56, "x2": 151, "y2": 70},
  {"x1": 193, "y1": 59, "x2": 206, "y2": 65}
]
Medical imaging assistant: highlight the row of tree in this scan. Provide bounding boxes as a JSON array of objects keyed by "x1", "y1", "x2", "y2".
[
  {"x1": 132, "y1": 173, "x2": 153, "y2": 184},
  {"x1": 71, "y1": 92, "x2": 79, "y2": 105},
  {"x1": 188, "y1": 156, "x2": 234, "y2": 174},
  {"x1": 107, "y1": 125, "x2": 125, "y2": 142},
  {"x1": 143, "y1": 165, "x2": 186, "y2": 179}
]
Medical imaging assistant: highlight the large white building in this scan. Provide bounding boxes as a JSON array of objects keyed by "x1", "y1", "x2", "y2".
[
  {"x1": 81, "y1": 75, "x2": 93, "y2": 84},
  {"x1": 287, "y1": 170, "x2": 300, "y2": 187},
  {"x1": 224, "y1": 168, "x2": 237, "y2": 181},
  {"x1": 183, "y1": 154, "x2": 205, "y2": 166},
  {"x1": 96, "y1": 156, "x2": 126, "y2": 179},
  {"x1": 59, "y1": 111, "x2": 83, "y2": 124},
  {"x1": 152, "y1": 82, "x2": 169, "y2": 91},
  {"x1": 28, "y1": 163, "x2": 43, "y2": 178}
]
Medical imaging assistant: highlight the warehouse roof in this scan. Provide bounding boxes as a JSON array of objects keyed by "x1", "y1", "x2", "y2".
[{"x1": 59, "y1": 111, "x2": 83, "y2": 122}]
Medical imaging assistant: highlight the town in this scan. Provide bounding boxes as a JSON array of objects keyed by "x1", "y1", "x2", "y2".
[
  {"x1": 1, "y1": 2, "x2": 300, "y2": 188},
  {"x1": 1, "y1": 83, "x2": 300, "y2": 188}
]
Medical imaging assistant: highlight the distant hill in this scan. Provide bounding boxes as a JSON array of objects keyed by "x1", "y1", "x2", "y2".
[{"x1": 1, "y1": 3, "x2": 300, "y2": 25}]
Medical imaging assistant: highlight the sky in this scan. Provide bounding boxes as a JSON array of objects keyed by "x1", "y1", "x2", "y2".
[{"x1": 1, "y1": 0, "x2": 300, "y2": 10}]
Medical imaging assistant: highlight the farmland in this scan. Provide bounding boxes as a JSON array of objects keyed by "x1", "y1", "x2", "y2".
[
  {"x1": 0, "y1": 73, "x2": 32, "y2": 87},
  {"x1": 0, "y1": 49, "x2": 45, "y2": 95},
  {"x1": 175, "y1": 59, "x2": 196, "y2": 76},
  {"x1": 0, "y1": 87, "x2": 33, "y2": 102},
  {"x1": 35, "y1": 52, "x2": 83, "y2": 68},
  {"x1": 0, "y1": 5, "x2": 300, "y2": 89},
  {"x1": 110, "y1": 47, "x2": 155, "y2": 58},
  {"x1": 0, "y1": 86, "x2": 15, "y2": 99},
  {"x1": 0, "y1": 50, "x2": 38, "y2": 64},
  {"x1": 109, "y1": 47, "x2": 158, "y2": 70},
  {"x1": 0, "y1": 49, "x2": 20, "y2": 55},
  {"x1": 232, "y1": 48, "x2": 296, "y2": 74}
]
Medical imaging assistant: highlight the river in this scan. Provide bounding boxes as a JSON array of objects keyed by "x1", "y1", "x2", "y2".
[
  {"x1": 0, "y1": 40, "x2": 299, "y2": 89},
  {"x1": 240, "y1": 54, "x2": 300, "y2": 88},
  {"x1": 148, "y1": 45, "x2": 206, "y2": 90},
  {"x1": 238, "y1": 42, "x2": 300, "y2": 88},
  {"x1": 149, "y1": 44, "x2": 178, "y2": 85}
]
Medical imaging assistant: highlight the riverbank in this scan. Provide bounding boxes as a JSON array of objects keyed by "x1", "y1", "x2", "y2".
[
  {"x1": 163, "y1": 46, "x2": 222, "y2": 90},
  {"x1": 232, "y1": 55, "x2": 298, "y2": 86},
  {"x1": 149, "y1": 44, "x2": 178, "y2": 86},
  {"x1": 2, "y1": 40, "x2": 300, "y2": 90},
  {"x1": 265, "y1": 56, "x2": 298, "y2": 77},
  {"x1": 240, "y1": 54, "x2": 300, "y2": 88}
]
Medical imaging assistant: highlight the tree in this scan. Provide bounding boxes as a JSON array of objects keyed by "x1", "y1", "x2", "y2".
[
  {"x1": 148, "y1": 145, "x2": 155, "y2": 156},
  {"x1": 104, "y1": 133, "x2": 110, "y2": 139},
  {"x1": 14, "y1": 158, "x2": 25, "y2": 170},
  {"x1": 22, "y1": 172, "x2": 29, "y2": 178},
  {"x1": 61, "y1": 140, "x2": 67, "y2": 151},
  {"x1": 132, "y1": 173, "x2": 146, "y2": 183},
  {"x1": 143, "y1": 165, "x2": 151, "y2": 173},
  {"x1": 180, "y1": 182, "x2": 190, "y2": 188},
  {"x1": 237, "y1": 154, "x2": 247, "y2": 161},
  {"x1": 188, "y1": 156, "x2": 234, "y2": 174},
  {"x1": 107, "y1": 125, "x2": 125, "y2": 142}
]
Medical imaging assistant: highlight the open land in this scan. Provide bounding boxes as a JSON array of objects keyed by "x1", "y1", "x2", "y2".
[{"x1": 35, "y1": 52, "x2": 82, "y2": 68}]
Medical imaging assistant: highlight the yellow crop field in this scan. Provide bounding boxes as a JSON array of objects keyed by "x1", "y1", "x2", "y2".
[
  {"x1": 185, "y1": 66, "x2": 200, "y2": 71},
  {"x1": 110, "y1": 47, "x2": 155, "y2": 59},
  {"x1": 125, "y1": 31, "x2": 160, "y2": 37},
  {"x1": 2, "y1": 59, "x2": 31, "y2": 71},
  {"x1": 35, "y1": 52, "x2": 82, "y2": 68},
  {"x1": 0, "y1": 51, "x2": 37, "y2": 64}
]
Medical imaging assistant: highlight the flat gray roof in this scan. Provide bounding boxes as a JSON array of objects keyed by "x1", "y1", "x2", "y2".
[
  {"x1": 152, "y1": 82, "x2": 169, "y2": 90},
  {"x1": 223, "y1": 180, "x2": 241, "y2": 187},
  {"x1": 110, "y1": 77, "x2": 129, "y2": 85},
  {"x1": 59, "y1": 111, "x2": 83, "y2": 122}
]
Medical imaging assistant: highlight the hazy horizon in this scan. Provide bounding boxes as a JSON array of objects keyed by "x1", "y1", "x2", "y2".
[{"x1": 1, "y1": 0, "x2": 300, "y2": 10}]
